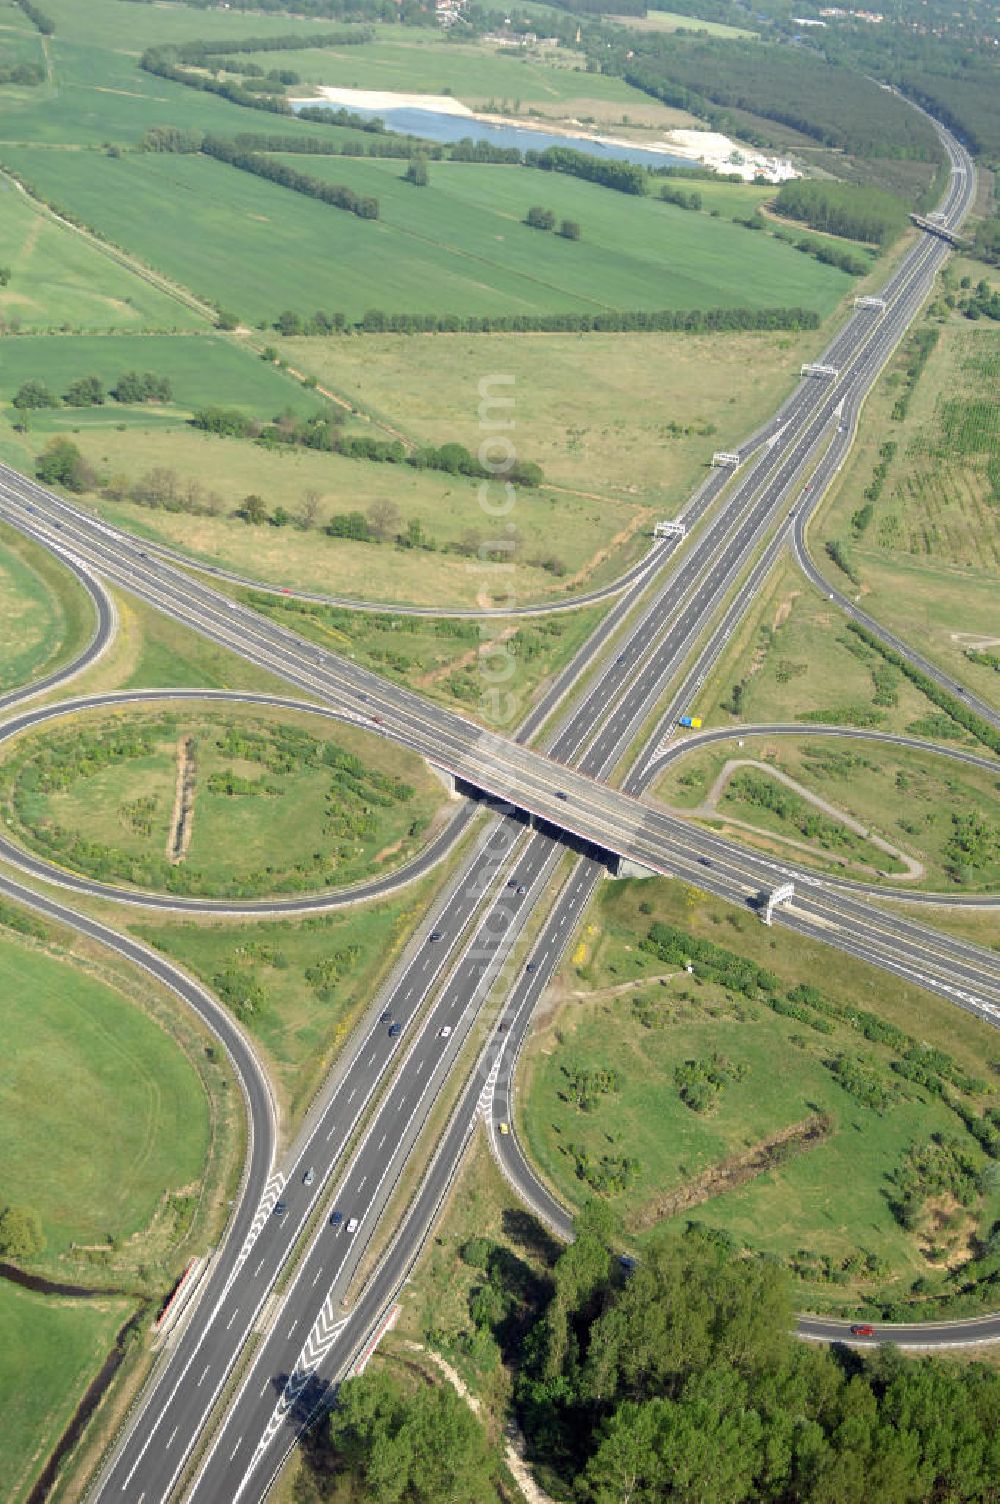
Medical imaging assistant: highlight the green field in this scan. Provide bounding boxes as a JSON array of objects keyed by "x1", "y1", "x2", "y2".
[
  {"x1": 3, "y1": 705, "x2": 446, "y2": 899},
  {"x1": 1, "y1": 333, "x2": 316, "y2": 430},
  {"x1": 27, "y1": 425, "x2": 646, "y2": 609},
  {"x1": 609, "y1": 8, "x2": 758, "y2": 37},
  {"x1": 0, "y1": 1280, "x2": 133, "y2": 1504},
  {"x1": 282, "y1": 323, "x2": 820, "y2": 506},
  {"x1": 139, "y1": 879, "x2": 442, "y2": 1120},
  {"x1": 0, "y1": 178, "x2": 203, "y2": 333},
  {"x1": 0, "y1": 147, "x2": 852, "y2": 324},
  {"x1": 0, "y1": 931, "x2": 209, "y2": 1256},
  {"x1": 519, "y1": 877, "x2": 1000, "y2": 1311},
  {"x1": 655, "y1": 734, "x2": 1000, "y2": 891}
]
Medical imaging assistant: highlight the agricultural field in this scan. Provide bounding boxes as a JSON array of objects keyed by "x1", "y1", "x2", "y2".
[
  {"x1": 518, "y1": 875, "x2": 1000, "y2": 1314},
  {"x1": 817, "y1": 311, "x2": 1000, "y2": 706},
  {"x1": 282, "y1": 323, "x2": 822, "y2": 507},
  {"x1": 0, "y1": 178, "x2": 203, "y2": 334},
  {"x1": 0, "y1": 928, "x2": 210, "y2": 1258},
  {"x1": 609, "y1": 8, "x2": 758, "y2": 37},
  {"x1": 1, "y1": 704, "x2": 447, "y2": 899},
  {"x1": 26, "y1": 425, "x2": 646, "y2": 609},
  {"x1": 1, "y1": 333, "x2": 315, "y2": 432},
  {"x1": 0, "y1": 146, "x2": 852, "y2": 326},
  {"x1": 271, "y1": 151, "x2": 853, "y2": 318},
  {"x1": 654, "y1": 734, "x2": 1000, "y2": 891},
  {"x1": 0, "y1": 1280, "x2": 134, "y2": 1504},
  {"x1": 138, "y1": 875, "x2": 444, "y2": 1122},
  {"x1": 688, "y1": 560, "x2": 953, "y2": 738}
]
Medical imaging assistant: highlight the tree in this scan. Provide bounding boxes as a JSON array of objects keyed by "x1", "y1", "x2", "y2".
[
  {"x1": 13, "y1": 378, "x2": 57, "y2": 410},
  {"x1": 525, "y1": 205, "x2": 556, "y2": 231},
  {"x1": 240, "y1": 493, "x2": 268, "y2": 525},
  {"x1": 64, "y1": 374, "x2": 105, "y2": 407},
  {"x1": 328, "y1": 1370, "x2": 497, "y2": 1504},
  {"x1": 559, "y1": 219, "x2": 582, "y2": 240},
  {"x1": 0, "y1": 1205, "x2": 45, "y2": 1260},
  {"x1": 296, "y1": 490, "x2": 322, "y2": 530},
  {"x1": 36, "y1": 438, "x2": 94, "y2": 493},
  {"x1": 275, "y1": 309, "x2": 303, "y2": 336},
  {"x1": 404, "y1": 154, "x2": 429, "y2": 186},
  {"x1": 367, "y1": 497, "x2": 401, "y2": 541},
  {"x1": 215, "y1": 307, "x2": 239, "y2": 330}
]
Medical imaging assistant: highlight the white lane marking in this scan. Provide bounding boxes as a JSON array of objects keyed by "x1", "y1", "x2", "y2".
[
  {"x1": 377, "y1": 1133, "x2": 386, "y2": 1150},
  {"x1": 166, "y1": 1428, "x2": 178, "y2": 1450},
  {"x1": 230, "y1": 1438, "x2": 243, "y2": 1462},
  {"x1": 288, "y1": 1321, "x2": 298, "y2": 1338},
  {"x1": 358, "y1": 1175, "x2": 367, "y2": 1191},
  {"x1": 197, "y1": 1365, "x2": 210, "y2": 1387},
  {"x1": 312, "y1": 1268, "x2": 322, "y2": 1286},
  {"x1": 226, "y1": 1310, "x2": 239, "y2": 1330},
  {"x1": 326, "y1": 1125, "x2": 337, "y2": 1142},
  {"x1": 348, "y1": 1088, "x2": 356, "y2": 1103},
  {"x1": 254, "y1": 1259, "x2": 265, "y2": 1276}
]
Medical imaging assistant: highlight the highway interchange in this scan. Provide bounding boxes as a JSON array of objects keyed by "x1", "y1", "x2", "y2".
[{"x1": 0, "y1": 106, "x2": 997, "y2": 1504}]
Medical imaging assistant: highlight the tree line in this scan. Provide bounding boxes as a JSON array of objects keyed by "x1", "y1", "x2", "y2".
[
  {"x1": 190, "y1": 404, "x2": 545, "y2": 486},
  {"x1": 283, "y1": 305, "x2": 822, "y2": 336},
  {"x1": 171, "y1": 29, "x2": 371, "y2": 64},
  {"x1": 200, "y1": 135, "x2": 379, "y2": 219},
  {"x1": 13, "y1": 370, "x2": 172, "y2": 415},
  {"x1": 15, "y1": 0, "x2": 53, "y2": 35}
]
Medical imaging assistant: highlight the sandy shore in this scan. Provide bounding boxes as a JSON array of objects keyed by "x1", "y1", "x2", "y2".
[{"x1": 291, "y1": 86, "x2": 798, "y2": 181}]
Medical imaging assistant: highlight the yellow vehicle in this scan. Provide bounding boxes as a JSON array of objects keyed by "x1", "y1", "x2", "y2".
[{"x1": 498, "y1": 1122, "x2": 510, "y2": 1135}]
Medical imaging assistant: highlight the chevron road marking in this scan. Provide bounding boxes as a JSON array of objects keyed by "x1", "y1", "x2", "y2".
[{"x1": 234, "y1": 1174, "x2": 287, "y2": 1270}]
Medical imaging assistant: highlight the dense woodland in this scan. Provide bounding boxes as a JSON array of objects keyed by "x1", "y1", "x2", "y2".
[{"x1": 294, "y1": 1217, "x2": 1000, "y2": 1503}]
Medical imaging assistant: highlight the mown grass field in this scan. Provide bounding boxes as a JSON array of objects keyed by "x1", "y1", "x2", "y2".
[
  {"x1": 0, "y1": 146, "x2": 852, "y2": 325},
  {"x1": 282, "y1": 324, "x2": 820, "y2": 506},
  {"x1": 519, "y1": 876, "x2": 1000, "y2": 1308},
  {"x1": 0, "y1": 931, "x2": 209, "y2": 1256},
  {"x1": 27, "y1": 425, "x2": 646, "y2": 609},
  {"x1": 139, "y1": 876, "x2": 443, "y2": 1121},
  {"x1": 4, "y1": 705, "x2": 446, "y2": 899},
  {"x1": 0, "y1": 1280, "x2": 133, "y2": 1504},
  {"x1": 0, "y1": 180, "x2": 202, "y2": 333},
  {"x1": 1, "y1": 333, "x2": 315, "y2": 429},
  {"x1": 610, "y1": 8, "x2": 758, "y2": 37},
  {"x1": 655, "y1": 734, "x2": 1000, "y2": 891}
]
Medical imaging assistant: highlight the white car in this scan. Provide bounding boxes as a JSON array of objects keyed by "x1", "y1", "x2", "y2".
[
  {"x1": 439, "y1": 1025, "x2": 453, "y2": 1039},
  {"x1": 346, "y1": 1217, "x2": 359, "y2": 1235}
]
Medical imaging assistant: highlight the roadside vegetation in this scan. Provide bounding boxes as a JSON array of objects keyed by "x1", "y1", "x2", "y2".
[
  {"x1": 314, "y1": 1135, "x2": 1000, "y2": 1504},
  {"x1": 0, "y1": 525, "x2": 92, "y2": 695},
  {"x1": 0, "y1": 705, "x2": 446, "y2": 899},
  {"x1": 817, "y1": 291, "x2": 1000, "y2": 710},
  {"x1": 519, "y1": 875, "x2": 1000, "y2": 1321},
  {"x1": 655, "y1": 734, "x2": 1000, "y2": 891},
  {"x1": 248, "y1": 593, "x2": 608, "y2": 725},
  {"x1": 137, "y1": 871, "x2": 446, "y2": 1122}
]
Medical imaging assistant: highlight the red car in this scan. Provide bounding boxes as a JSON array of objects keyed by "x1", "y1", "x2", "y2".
[{"x1": 850, "y1": 1324, "x2": 876, "y2": 1338}]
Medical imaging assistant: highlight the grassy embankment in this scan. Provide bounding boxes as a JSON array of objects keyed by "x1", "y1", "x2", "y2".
[
  {"x1": 654, "y1": 734, "x2": 1000, "y2": 892},
  {"x1": 518, "y1": 875, "x2": 1000, "y2": 1314},
  {"x1": 685, "y1": 551, "x2": 1000, "y2": 750},
  {"x1": 815, "y1": 291, "x2": 1000, "y2": 709},
  {"x1": 1, "y1": 704, "x2": 447, "y2": 898},
  {"x1": 0, "y1": 909, "x2": 231, "y2": 1503},
  {"x1": 0, "y1": 525, "x2": 98, "y2": 695}
]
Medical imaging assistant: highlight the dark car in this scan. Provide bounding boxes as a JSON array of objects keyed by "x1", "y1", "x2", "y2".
[
  {"x1": 273, "y1": 1199, "x2": 288, "y2": 1221},
  {"x1": 850, "y1": 1324, "x2": 876, "y2": 1338},
  {"x1": 380, "y1": 1009, "x2": 392, "y2": 1022},
  {"x1": 329, "y1": 1209, "x2": 344, "y2": 1229},
  {"x1": 555, "y1": 792, "x2": 568, "y2": 801},
  {"x1": 388, "y1": 1022, "x2": 402, "y2": 1038},
  {"x1": 526, "y1": 961, "x2": 537, "y2": 973},
  {"x1": 429, "y1": 930, "x2": 443, "y2": 942}
]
